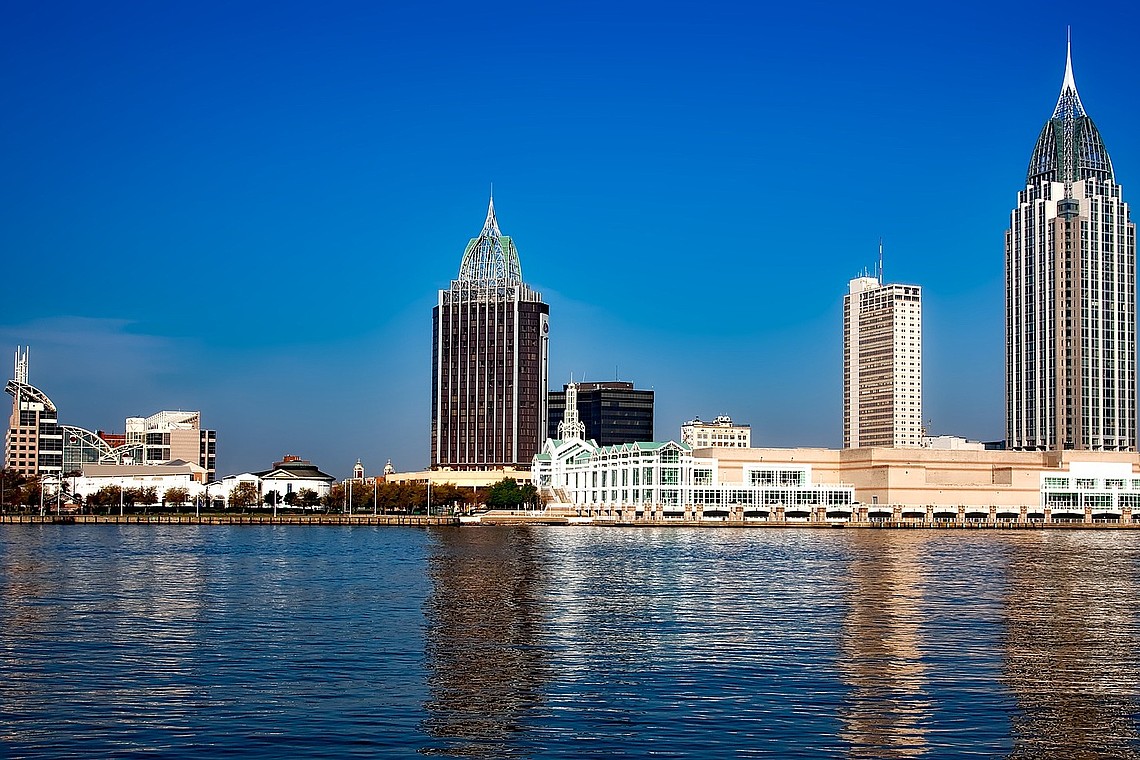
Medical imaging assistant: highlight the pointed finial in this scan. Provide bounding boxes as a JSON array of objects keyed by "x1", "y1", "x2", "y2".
[
  {"x1": 482, "y1": 189, "x2": 501, "y2": 237},
  {"x1": 1052, "y1": 27, "x2": 1085, "y2": 119},
  {"x1": 1062, "y1": 26, "x2": 1076, "y2": 92}
]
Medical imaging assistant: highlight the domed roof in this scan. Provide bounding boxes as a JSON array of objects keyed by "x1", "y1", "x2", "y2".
[
  {"x1": 456, "y1": 195, "x2": 523, "y2": 285},
  {"x1": 1026, "y1": 38, "x2": 1114, "y2": 186}
]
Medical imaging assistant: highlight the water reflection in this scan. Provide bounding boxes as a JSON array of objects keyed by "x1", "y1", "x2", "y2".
[
  {"x1": 1003, "y1": 533, "x2": 1140, "y2": 759},
  {"x1": 420, "y1": 527, "x2": 547, "y2": 757},
  {"x1": 838, "y1": 532, "x2": 931, "y2": 758}
]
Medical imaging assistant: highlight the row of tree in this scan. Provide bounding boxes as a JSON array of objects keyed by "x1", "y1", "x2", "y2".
[{"x1": 0, "y1": 470, "x2": 545, "y2": 514}]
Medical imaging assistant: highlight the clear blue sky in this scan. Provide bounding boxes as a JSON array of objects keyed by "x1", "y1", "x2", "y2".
[{"x1": 3, "y1": 1, "x2": 1138, "y2": 478}]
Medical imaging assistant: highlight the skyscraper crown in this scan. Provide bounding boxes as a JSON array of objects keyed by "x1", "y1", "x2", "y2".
[
  {"x1": 1026, "y1": 35, "x2": 1114, "y2": 186},
  {"x1": 456, "y1": 195, "x2": 523, "y2": 285}
]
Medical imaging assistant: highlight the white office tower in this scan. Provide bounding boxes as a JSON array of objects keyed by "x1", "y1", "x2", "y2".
[
  {"x1": 843, "y1": 275, "x2": 923, "y2": 448},
  {"x1": 1006, "y1": 38, "x2": 1136, "y2": 451}
]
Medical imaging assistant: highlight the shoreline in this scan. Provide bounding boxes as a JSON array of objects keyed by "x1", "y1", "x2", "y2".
[{"x1": 4, "y1": 513, "x2": 1140, "y2": 529}]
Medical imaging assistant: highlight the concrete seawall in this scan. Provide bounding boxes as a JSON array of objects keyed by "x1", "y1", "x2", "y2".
[
  {"x1": 0, "y1": 514, "x2": 460, "y2": 526},
  {"x1": 5, "y1": 512, "x2": 1140, "y2": 529}
]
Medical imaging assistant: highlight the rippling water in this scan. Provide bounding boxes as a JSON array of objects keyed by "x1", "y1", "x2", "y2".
[{"x1": 2, "y1": 526, "x2": 1139, "y2": 758}]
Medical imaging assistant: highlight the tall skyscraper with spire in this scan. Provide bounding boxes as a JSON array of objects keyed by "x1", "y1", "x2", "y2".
[
  {"x1": 1006, "y1": 37, "x2": 1137, "y2": 451},
  {"x1": 431, "y1": 195, "x2": 550, "y2": 470}
]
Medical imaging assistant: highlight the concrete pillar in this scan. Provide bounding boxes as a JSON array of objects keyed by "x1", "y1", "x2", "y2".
[
  {"x1": 1044, "y1": 507, "x2": 1052, "y2": 524},
  {"x1": 1084, "y1": 506, "x2": 1092, "y2": 524},
  {"x1": 775, "y1": 505, "x2": 785, "y2": 522}
]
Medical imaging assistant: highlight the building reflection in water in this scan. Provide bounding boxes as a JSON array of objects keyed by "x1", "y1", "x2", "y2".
[
  {"x1": 420, "y1": 526, "x2": 547, "y2": 757},
  {"x1": 1003, "y1": 532, "x2": 1140, "y2": 760},
  {"x1": 838, "y1": 531, "x2": 931, "y2": 758}
]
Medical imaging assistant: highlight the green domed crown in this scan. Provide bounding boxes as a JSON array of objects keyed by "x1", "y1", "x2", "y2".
[
  {"x1": 457, "y1": 195, "x2": 523, "y2": 285},
  {"x1": 1026, "y1": 36, "x2": 1114, "y2": 186}
]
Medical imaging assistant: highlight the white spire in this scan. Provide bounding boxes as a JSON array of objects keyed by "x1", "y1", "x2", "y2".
[
  {"x1": 557, "y1": 382, "x2": 586, "y2": 440},
  {"x1": 13, "y1": 347, "x2": 28, "y2": 385},
  {"x1": 1062, "y1": 27, "x2": 1076, "y2": 92},
  {"x1": 482, "y1": 190, "x2": 501, "y2": 237},
  {"x1": 1052, "y1": 27, "x2": 1086, "y2": 119}
]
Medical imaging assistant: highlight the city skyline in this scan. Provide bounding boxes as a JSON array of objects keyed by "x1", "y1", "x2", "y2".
[{"x1": 3, "y1": 3, "x2": 1139, "y2": 477}]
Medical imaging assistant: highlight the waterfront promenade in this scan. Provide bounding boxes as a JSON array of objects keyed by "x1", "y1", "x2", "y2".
[
  {"x1": 6, "y1": 510, "x2": 1140, "y2": 529},
  {"x1": 0, "y1": 514, "x2": 459, "y2": 526}
]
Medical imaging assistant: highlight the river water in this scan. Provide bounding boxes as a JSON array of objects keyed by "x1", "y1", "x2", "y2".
[{"x1": 2, "y1": 525, "x2": 1139, "y2": 758}]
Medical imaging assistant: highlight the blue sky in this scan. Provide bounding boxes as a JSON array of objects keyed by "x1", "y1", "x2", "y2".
[{"x1": 3, "y1": 1, "x2": 1139, "y2": 478}]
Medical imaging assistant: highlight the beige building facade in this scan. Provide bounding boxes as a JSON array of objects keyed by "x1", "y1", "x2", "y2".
[
  {"x1": 680, "y1": 415, "x2": 751, "y2": 448},
  {"x1": 704, "y1": 445, "x2": 1140, "y2": 514}
]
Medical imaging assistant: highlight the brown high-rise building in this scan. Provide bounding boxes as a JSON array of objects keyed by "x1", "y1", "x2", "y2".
[{"x1": 431, "y1": 196, "x2": 549, "y2": 470}]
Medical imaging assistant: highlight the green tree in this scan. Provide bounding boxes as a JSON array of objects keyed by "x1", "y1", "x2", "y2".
[
  {"x1": 349, "y1": 481, "x2": 375, "y2": 511},
  {"x1": 282, "y1": 491, "x2": 298, "y2": 507},
  {"x1": 91, "y1": 485, "x2": 123, "y2": 511},
  {"x1": 165, "y1": 487, "x2": 190, "y2": 508},
  {"x1": 428, "y1": 483, "x2": 468, "y2": 514},
  {"x1": 324, "y1": 483, "x2": 347, "y2": 511},
  {"x1": 120, "y1": 488, "x2": 140, "y2": 511},
  {"x1": 519, "y1": 482, "x2": 540, "y2": 510},
  {"x1": 0, "y1": 469, "x2": 29, "y2": 511},
  {"x1": 297, "y1": 488, "x2": 320, "y2": 509},
  {"x1": 485, "y1": 478, "x2": 529, "y2": 509},
  {"x1": 20, "y1": 476, "x2": 43, "y2": 508},
  {"x1": 230, "y1": 481, "x2": 259, "y2": 510},
  {"x1": 263, "y1": 490, "x2": 281, "y2": 507}
]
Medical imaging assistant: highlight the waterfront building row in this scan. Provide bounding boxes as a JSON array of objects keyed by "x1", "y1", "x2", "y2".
[
  {"x1": 5, "y1": 347, "x2": 217, "y2": 481},
  {"x1": 535, "y1": 438, "x2": 1140, "y2": 518},
  {"x1": 534, "y1": 438, "x2": 856, "y2": 517}
]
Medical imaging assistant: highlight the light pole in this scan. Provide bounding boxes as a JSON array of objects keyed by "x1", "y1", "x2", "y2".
[
  {"x1": 372, "y1": 480, "x2": 377, "y2": 516},
  {"x1": 426, "y1": 479, "x2": 432, "y2": 517},
  {"x1": 347, "y1": 479, "x2": 353, "y2": 516}
]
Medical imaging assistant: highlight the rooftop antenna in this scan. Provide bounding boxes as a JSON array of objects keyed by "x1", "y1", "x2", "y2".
[{"x1": 878, "y1": 237, "x2": 884, "y2": 286}]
